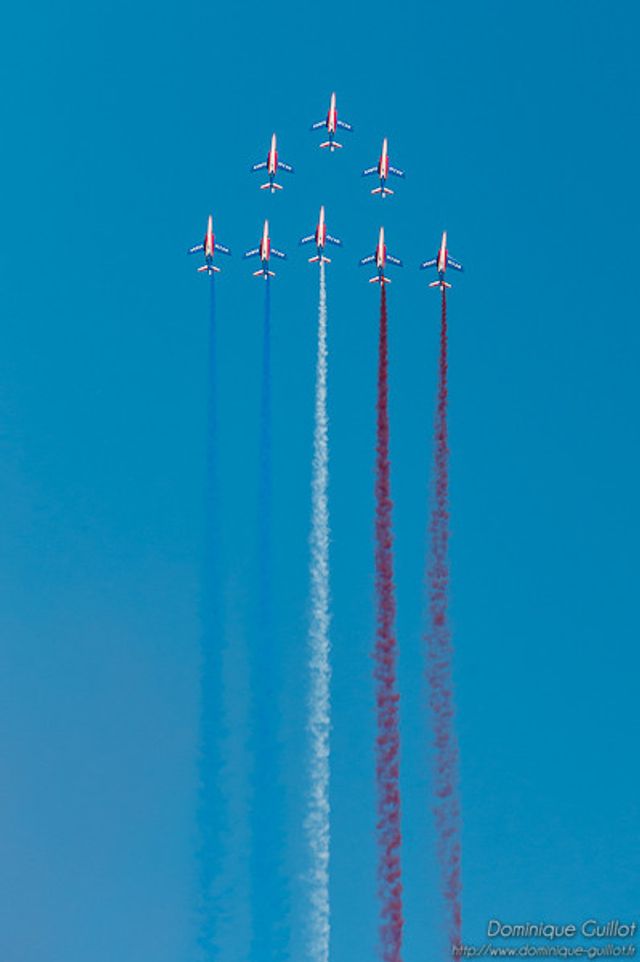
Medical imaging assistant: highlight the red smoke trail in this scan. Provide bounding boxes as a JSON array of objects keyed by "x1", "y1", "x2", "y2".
[
  {"x1": 374, "y1": 285, "x2": 404, "y2": 962},
  {"x1": 426, "y1": 288, "x2": 462, "y2": 950}
]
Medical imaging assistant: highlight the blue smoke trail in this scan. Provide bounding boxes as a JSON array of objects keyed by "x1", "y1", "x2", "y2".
[
  {"x1": 250, "y1": 278, "x2": 289, "y2": 962},
  {"x1": 196, "y1": 273, "x2": 226, "y2": 960}
]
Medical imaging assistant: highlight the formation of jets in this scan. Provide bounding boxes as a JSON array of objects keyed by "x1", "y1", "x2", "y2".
[{"x1": 187, "y1": 93, "x2": 464, "y2": 286}]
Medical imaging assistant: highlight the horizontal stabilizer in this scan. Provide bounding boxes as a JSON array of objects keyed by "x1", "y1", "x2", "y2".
[
  {"x1": 369, "y1": 275, "x2": 390, "y2": 284},
  {"x1": 429, "y1": 280, "x2": 451, "y2": 289},
  {"x1": 371, "y1": 186, "x2": 394, "y2": 196},
  {"x1": 320, "y1": 140, "x2": 342, "y2": 149},
  {"x1": 197, "y1": 264, "x2": 220, "y2": 273},
  {"x1": 261, "y1": 182, "x2": 283, "y2": 191},
  {"x1": 309, "y1": 255, "x2": 331, "y2": 264}
]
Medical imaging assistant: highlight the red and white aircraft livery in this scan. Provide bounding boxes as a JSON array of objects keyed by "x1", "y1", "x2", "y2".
[
  {"x1": 420, "y1": 231, "x2": 464, "y2": 289},
  {"x1": 251, "y1": 133, "x2": 294, "y2": 193},
  {"x1": 299, "y1": 206, "x2": 342, "y2": 264},
  {"x1": 359, "y1": 226, "x2": 403, "y2": 284},
  {"x1": 187, "y1": 215, "x2": 231, "y2": 274},
  {"x1": 362, "y1": 137, "x2": 405, "y2": 197},
  {"x1": 243, "y1": 219, "x2": 287, "y2": 279},
  {"x1": 310, "y1": 92, "x2": 353, "y2": 151}
]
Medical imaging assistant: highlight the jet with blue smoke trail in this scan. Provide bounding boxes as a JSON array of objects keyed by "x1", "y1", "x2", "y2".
[
  {"x1": 187, "y1": 214, "x2": 231, "y2": 275},
  {"x1": 244, "y1": 220, "x2": 287, "y2": 279}
]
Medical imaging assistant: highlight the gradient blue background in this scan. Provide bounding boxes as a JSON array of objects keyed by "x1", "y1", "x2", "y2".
[{"x1": 0, "y1": 0, "x2": 638, "y2": 959}]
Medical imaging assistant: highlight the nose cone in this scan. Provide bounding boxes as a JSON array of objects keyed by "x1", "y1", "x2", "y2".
[
  {"x1": 271, "y1": 133, "x2": 277, "y2": 148},
  {"x1": 383, "y1": 137, "x2": 388, "y2": 150},
  {"x1": 319, "y1": 205, "x2": 325, "y2": 219},
  {"x1": 207, "y1": 214, "x2": 213, "y2": 232},
  {"x1": 264, "y1": 219, "x2": 269, "y2": 232},
  {"x1": 379, "y1": 226, "x2": 385, "y2": 244},
  {"x1": 442, "y1": 230, "x2": 447, "y2": 247}
]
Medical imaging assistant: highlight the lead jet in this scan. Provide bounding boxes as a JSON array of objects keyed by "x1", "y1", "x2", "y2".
[
  {"x1": 361, "y1": 137, "x2": 405, "y2": 197},
  {"x1": 187, "y1": 214, "x2": 231, "y2": 274},
  {"x1": 250, "y1": 133, "x2": 294, "y2": 192},
  {"x1": 243, "y1": 219, "x2": 286, "y2": 278},
  {"x1": 299, "y1": 206, "x2": 342, "y2": 264},
  {"x1": 359, "y1": 226, "x2": 402, "y2": 284},
  {"x1": 420, "y1": 231, "x2": 463, "y2": 289},
  {"x1": 310, "y1": 92, "x2": 353, "y2": 150}
]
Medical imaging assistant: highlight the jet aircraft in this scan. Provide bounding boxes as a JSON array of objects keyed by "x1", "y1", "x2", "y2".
[
  {"x1": 251, "y1": 133, "x2": 294, "y2": 192},
  {"x1": 187, "y1": 215, "x2": 231, "y2": 274},
  {"x1": 359, "y1": 227, "x2": 402, "y2": 283},
  {"x1": 310, "y1": 92, "x2": 353, "y2": 150},
  {"x1": 420, "y1": 231, "x2": 463, "y2": 289},
  {"x1": 361, "y1": 138, "x2": 404, "y2": 197},
  {"x1": 243, "y1": 219, "x2": 286, "y2": 278},
  {"x1": 299, "y1": 206, "x2": 342, "y2": 263}
]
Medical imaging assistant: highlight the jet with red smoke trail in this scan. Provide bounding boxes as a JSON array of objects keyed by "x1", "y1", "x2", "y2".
[
  {"x1": 359, "y1": 227, "x2": 402, "y2": 284},
  {"x1": 251, "y1": 133, "x2": 294, "y2": 193},
  {"x1": 244, "y1": 219, "x2": 286, "y2": 279},
  {"x1": 299, "y1": 205, "x2": 342, "y2": 264},
  {"x1": 187, "y1": 215, "x2": 231, "y2": 274},
  {"x1": 310, "y1": 92, "x2": 353, "y2": 150},
  {"x1": 362, "y1": 137, "x2": 405, "y2": 197},
  {"x1": 420, "y1": 231, "x2": 464, "y2": 290}
]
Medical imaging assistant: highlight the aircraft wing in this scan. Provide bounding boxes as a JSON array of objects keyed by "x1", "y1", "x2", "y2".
[
  {"x1": 389, "y1": 166, "x2": 405, "y2": 178},
  {"x1": 214, "y1": 243, "x2": 231, "y2": 255},
  {"x1": 387, "y1": 254, "x2": 403, "y2": 266},
  {"x1": 251, "y1": 161, "x2": 268, "y2": 171},
  {"x1": 420, "y1": 258, "x2": 437, "y2": 270},
  {"x1": 336, "y1": 119, "x2": 353, "y2": 131},
  {"x1": 359, "y1": 254, "x2": 375, "y2": 265},
  {"x1": 326, "y1": 234, "x2": 342, "y2": 247},
  {"x1": 448, "y1": 257, "x2": 464, "y2": 271},
  {"x1": 271, "y1": 248, "x2": 287, "y2": 260},
  {"x1": 279, "y1": 161, "x2": 294, "y2": 173},
  {"x1": 361, "y1": 166, "x2": 377, "y2": 177},
  {"x1": 187, "y1": 244, "x2": 204, "y2": 255},
  {"x1": 299, "y1": 235, "x2": 315, "y2": 245},
  {"x1": 310, "y1": 120, "x2": 325, "y2": 130},
  {"x1": 243, "y1": 248, "x2": 260, "y2": 259}
]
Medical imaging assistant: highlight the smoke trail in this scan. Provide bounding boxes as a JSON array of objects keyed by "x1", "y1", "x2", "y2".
[
  {"x1": 305, "y1": 261, "x2": 331, "y2": 962},
  {"x1": 374, "y1": 285, "x2": 404, "y2": 962},
  {"x1": 197, "y1": 272, "x2": 226, "y2": 958},
  {"x1": 426, "y1": 288, "x2": 462, "y2": 949},
  {"x1": 250, "y1": 279, "x2": 288, "y2": 962}
]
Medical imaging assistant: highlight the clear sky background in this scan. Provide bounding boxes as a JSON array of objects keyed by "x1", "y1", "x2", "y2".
[{"x1": 0, "y1": 0, "x2": 638, "y2": 960}]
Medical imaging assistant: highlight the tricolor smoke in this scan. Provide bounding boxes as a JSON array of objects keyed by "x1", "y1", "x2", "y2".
[
  {"x1": 374, "y1": 285, "x2": 404, "y2": 962},
  {"x1": 305, "y1": 260, "x2": 332, "y2": 962},
  {"x1": 426, "y1": 288, "x2": 462, "y2": 949}
]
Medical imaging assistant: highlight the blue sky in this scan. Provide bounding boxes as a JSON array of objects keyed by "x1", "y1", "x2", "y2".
[{"x1": 0, "y1": 0, "x2": 638, "y2": 960}]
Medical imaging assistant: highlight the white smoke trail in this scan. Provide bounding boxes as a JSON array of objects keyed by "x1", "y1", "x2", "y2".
[{"x1": 305, "y1": 260, "x2": 331, "y2": 962}]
